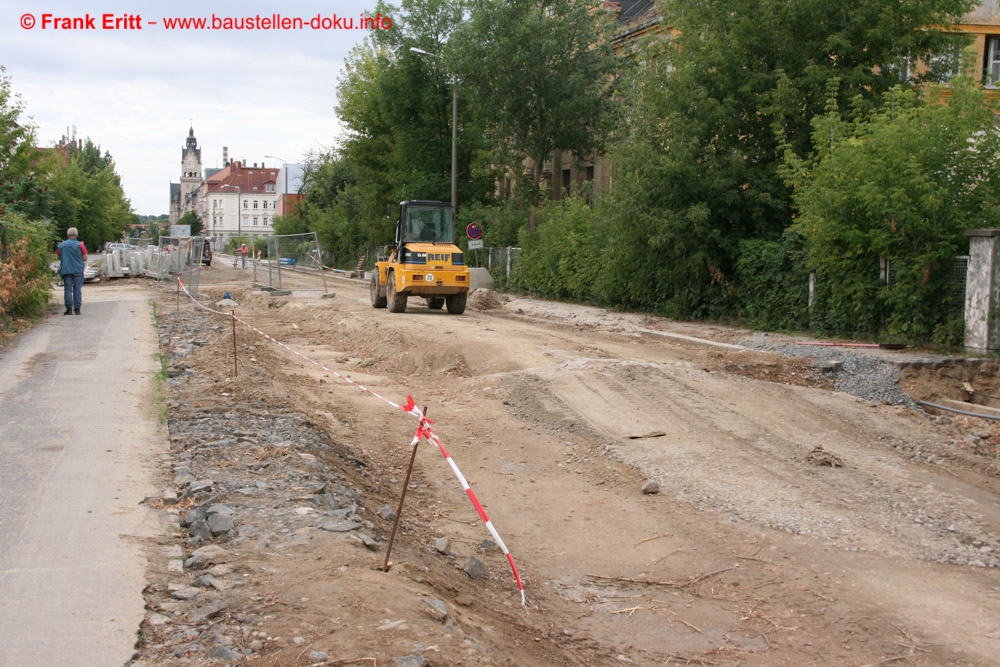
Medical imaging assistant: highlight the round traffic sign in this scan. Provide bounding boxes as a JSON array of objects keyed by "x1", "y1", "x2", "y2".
[{"x1": 466, "y1": 222, "x2": 483, "y2": 240}]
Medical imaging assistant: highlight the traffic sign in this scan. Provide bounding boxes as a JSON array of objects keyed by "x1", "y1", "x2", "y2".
[
  {"x1": 466, "y1": 222, "x2": 483, "y2": 240},
  {"x1": 468, "y1": 239, "x2": 484, "y2": 250}
]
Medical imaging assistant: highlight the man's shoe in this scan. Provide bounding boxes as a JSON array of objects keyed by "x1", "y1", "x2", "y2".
[
  {"x1": 64, "y1": 307, "x2": 73, "y2": 315},
  {"x1": 74, "y1": 308, "x2": 81, "y2": 315}
]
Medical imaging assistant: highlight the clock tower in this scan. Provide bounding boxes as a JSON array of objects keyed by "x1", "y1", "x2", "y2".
[{"x1": 178, "y1": 126, "x2": 202, "y2": 219}]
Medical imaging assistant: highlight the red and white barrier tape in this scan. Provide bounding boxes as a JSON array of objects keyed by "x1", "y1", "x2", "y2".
[
  {"x1": 176, "y1": 278, "x2": 527, "y2": 607},
  {"x1": 404, "y1": 396, "x2": 526, "y2": 605}
]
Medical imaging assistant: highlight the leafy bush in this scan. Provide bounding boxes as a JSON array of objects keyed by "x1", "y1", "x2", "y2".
[
  {"x1": 0, "y1": 214, "x2": 55, "y2": 320},
  {"x1": 784, "y1": 79, "x2": 1000, "y2": 339},
  {"x1": 511, "y1": 196, "x2": 605, "y2": 302},
  {"x1": 736, "y1": 231, "x2": 810, "y2": 330}
]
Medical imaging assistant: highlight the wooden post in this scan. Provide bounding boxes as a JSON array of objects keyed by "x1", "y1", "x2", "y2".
[
  {"x1": 231, "y1": 311, "x2": 238, "y2": 378},
  {"x1": 382, "y1": 407, "x2": 427, "y2": 572}
]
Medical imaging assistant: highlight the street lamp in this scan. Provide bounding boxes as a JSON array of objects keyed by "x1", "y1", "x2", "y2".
[
  {"x1": 265, "y1": 155, "x2": 289, "y2": 216},
  {"x1": 410, "y1": 46, "x2": 457, "y2": 214}
]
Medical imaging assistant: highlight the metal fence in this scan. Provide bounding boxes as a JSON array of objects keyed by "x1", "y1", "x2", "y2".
[
  {"x1": 147, "y1": 236, "x2": 205, "y2": 296},
  {"x1": 254, "y1": 232, "x2": 328, "y2": 294},
  {"x1": 487, "y1": 246, "x2": 521, "y2": 288}
]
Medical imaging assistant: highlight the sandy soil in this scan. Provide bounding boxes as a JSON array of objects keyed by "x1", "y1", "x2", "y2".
[{"x1": 125, "y1": 259, "x2": 1000, "y2": 666}]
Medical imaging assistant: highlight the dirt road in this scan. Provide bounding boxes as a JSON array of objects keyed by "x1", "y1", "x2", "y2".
[{"x1": 130, "y1": 261, "x2": 1000, "y2": 666}]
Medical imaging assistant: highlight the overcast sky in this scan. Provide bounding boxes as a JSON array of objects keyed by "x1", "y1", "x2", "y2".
[{"x1": 1, "y1": 0, "x2": 385, "y2": 214}]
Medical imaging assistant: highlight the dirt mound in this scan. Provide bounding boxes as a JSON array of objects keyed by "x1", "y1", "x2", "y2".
[{"x1": 467, "y1": 288, "x2": 507, "y2": 310}]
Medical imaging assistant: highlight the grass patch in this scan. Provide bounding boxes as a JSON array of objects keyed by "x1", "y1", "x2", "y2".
[{"x1": 150, "y1": 299, "x2": 170, "y2": 425}]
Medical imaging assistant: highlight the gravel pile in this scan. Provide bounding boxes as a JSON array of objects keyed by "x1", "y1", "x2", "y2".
[{"x1": 738, "y1": 338, "x2": 918, "y2": 409}]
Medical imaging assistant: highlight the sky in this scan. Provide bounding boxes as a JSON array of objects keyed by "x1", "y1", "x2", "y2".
[{"x1": 1, "y1": 0, "x2": 388, "y2": 214}]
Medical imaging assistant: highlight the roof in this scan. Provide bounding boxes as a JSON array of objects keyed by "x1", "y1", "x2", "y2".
[
  {"x1": 204, "y1": 161, "x2": 278, "y2": 194},
  {"x1": 182, "y1": 126, "x2": 202, "y2": 162},
  {"x1": 614, "y1": 0, "x2": 656, "y2": 25}
]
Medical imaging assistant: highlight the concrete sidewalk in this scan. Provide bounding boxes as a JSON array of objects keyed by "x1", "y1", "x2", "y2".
[{"x1": 0, "y1": 290, "x2": 164, "y2": 666}]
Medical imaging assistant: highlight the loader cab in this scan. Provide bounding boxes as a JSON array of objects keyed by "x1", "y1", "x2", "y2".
[{"x1": 396, "y1": 201, "x2": 455, "y2": 252}]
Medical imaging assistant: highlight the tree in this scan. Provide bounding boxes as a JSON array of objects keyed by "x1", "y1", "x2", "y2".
[
  {"x1": 0, "y1": 67, "x2": 49, "y2": 220},
  {"x1": 784, "y1": 77, "x2": 1000, "y2": 339},
  {"x1": 46, "y1": 139, "x2": 133, "y2": 251},
  {"x1": 601, "y1": 0, "x2": 975, "y2": 318},
  {"x1": 452, "y1": 0, "x2": 621, "y2": 225}
]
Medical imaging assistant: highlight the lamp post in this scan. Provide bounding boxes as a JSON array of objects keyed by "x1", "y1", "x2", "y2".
[
  {"x1": 265, "y1": 155, "x2": 289, "y2": 217},
  {"x1": 410, "y1": 47, "x2": 457, "y2": 214}
]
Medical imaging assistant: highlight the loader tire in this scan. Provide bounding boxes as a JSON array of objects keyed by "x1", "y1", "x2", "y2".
[
  {"x1": 445, "y1": 291, "x2": 467, "y2": 315},
  {"x1": 371, "y1": 272, "x2": 387, "y2": 308},
  {"x1": 426, "y1": 297, "x2": 445, "y2": 310},
  {"x1": 387, "y1": 271, "x2": 407, "y2": 313}
]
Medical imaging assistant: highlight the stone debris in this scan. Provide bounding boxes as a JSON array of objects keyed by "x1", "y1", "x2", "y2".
[
  {"x1": 136, "y1": 309, "x2": 393, "y2": 663},
  {"x1": 464, "y1": 556, "x2": 486, "y2": 580},
  {"x1": 806, "y1": 446, "x2": 845, "y2": 467},
  {"x1": 423, "y1": 598, "x2": 449, "y2": 622},
  {"x1": 641, "y1": 479, "x2": 660, "y2": 495}
]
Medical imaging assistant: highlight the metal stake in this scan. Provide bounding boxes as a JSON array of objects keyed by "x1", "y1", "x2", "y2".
[{"x1": 383, "y1": 407, "x2": 427, "y2": 572}]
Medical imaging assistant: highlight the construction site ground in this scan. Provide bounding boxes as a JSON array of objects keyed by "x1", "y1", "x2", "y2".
[{"x1": 123, "y1": 259, "x2": 1000, "y2": 666}]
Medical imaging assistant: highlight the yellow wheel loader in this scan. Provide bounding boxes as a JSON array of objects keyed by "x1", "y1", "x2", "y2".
[{"x1": 370, "y1": 200, "x2": 470, "y2": 314}]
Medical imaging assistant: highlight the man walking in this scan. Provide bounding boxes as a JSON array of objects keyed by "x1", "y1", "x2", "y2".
[{"x1": 56, "y1": 228, "x2": 88, "y2": 315}]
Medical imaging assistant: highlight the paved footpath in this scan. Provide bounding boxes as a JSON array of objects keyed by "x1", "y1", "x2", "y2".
[{"x1": 0, "y1": 288, "x2": 163, "y2": 666}]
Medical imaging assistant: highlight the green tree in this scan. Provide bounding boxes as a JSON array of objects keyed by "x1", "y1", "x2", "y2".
[
  {"x1": 47, "y1": 138, "x2": 132, "y2": 250},
  {"x1": 784, "y1": 77, "x2": 1000, "y2": 339},
  {"x1": 0, "y1": 67, "x2": 50, "y2": 220},
  {"x1": 452, "y1": 0, "x2": 621, "y2": 225},
  {"x1": 602, "y1": 0, "x2": 974, "y2": 318}
]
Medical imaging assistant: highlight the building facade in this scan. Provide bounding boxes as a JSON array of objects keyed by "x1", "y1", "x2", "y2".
[{"x1": 202, "y1": 159, "x2": 279, "y2": 245}]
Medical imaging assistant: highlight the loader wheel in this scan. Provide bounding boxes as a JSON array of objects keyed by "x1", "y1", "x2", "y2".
[
  {"x1": 387, "y1": 271, "x2": 407, "y2": 313},
  {"x1": 370, "y1": 272, "x2": 387, "y2": 308},
  {"x1": 445, "y1": 291, "x2": 467, "y2": 315},
  {"x1": 426, "y1": 297, "x2": 445, "y2": 310}
]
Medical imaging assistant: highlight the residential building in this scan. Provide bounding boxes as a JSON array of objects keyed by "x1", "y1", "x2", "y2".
[{"x1": 201, "y1": 158, "x2": 279, "y2": 245}]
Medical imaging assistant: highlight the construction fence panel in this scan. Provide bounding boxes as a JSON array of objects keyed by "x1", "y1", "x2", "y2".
[
  {"x1": 487, "y1": 246, "x2": 521, "y2": 290},
  {"x1": 253, "y1": 232, "x2": 328, "y2": 293}
]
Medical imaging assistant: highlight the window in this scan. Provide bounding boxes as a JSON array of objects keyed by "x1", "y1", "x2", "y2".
[
  {"x1": 266, "y1": 183, "x2": 275, "y2": 192},
  {"x1": 253, "y1": 200, "x2": 258, "y2": 209},
  {"x1": 263, "y1": 216, "x2": 269, "y2": 226},
  {"x1": 243, "y1": 216, "x2": 249, "y2": 228},
  {"x1": 986, "y1": 36, "x2": 1000, "y2": 87},
  {"x1": 253, "y1": 217, "x2": 259, "y2": 227},
  {"x1": 586, "y1": 166, "x2": 594, "y2": 182},
  {"x1": 243, "y1": 200, "x2": 248, "y2": 208},
  {"x1": 562, "y1": 169, "x2": 571, "y2": 196},
  {"x1": 262, "y1": 201, "x2": 268, "y2": 210},
  {"x1": 929, "y1": 39, "x2": 962, "y2": 83}
]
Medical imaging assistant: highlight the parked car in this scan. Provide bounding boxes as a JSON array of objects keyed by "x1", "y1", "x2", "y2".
[{"x1": 107, "y1": 242, "x2": 131, "y2": 252}]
